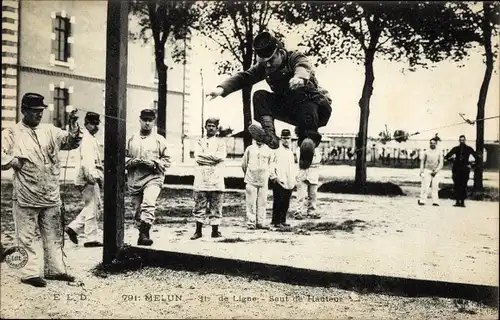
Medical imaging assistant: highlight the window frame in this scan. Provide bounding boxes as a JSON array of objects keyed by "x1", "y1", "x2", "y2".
[{"x1": 53, "y1": 87, "x2": 70, "y2": 129}]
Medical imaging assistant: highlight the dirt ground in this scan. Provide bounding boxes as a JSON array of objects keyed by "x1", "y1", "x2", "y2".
[
  {"x1": 1, "y1": 249, "x2": 498, "y2": 319},
  {"x1": 1, "y1": 182, "x2": 498, "y2": 319}
]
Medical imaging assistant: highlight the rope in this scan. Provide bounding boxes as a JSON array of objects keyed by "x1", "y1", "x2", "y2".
[{"x1": 72, "y1": 106, "x2": 187, "y2": 138}]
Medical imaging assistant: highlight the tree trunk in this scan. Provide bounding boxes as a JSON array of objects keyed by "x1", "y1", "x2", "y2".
[
  {"x1": 156, "y1": 57, "x2": 168, "y2": 138},
  {"x1": 474, "y1": 3, "x2": 493, "y2": 191},
  {"x1": 354, "y1": 48, "x2": 376, "y2": 191}
]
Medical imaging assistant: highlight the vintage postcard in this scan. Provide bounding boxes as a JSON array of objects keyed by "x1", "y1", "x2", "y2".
[{"x1": 1, "y1": 1, "x2": 498, "y2": 319}]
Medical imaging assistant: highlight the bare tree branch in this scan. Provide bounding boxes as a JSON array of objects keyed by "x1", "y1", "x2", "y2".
[{"x1": 229, "y1": 8, "x2": 245, "y2": 45}]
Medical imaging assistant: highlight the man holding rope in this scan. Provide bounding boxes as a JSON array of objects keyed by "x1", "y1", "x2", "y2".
[
  {"x1": 1, "y1": 93, "x2": 82, "y2": 287},
  {"x1": 206, "y1": 31, "x2": 332, "y2": 169}
]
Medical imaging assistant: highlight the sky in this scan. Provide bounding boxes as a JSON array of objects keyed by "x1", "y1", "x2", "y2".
[{"x1": 184, "y1": 28, "x2": 500, "y2": 142}]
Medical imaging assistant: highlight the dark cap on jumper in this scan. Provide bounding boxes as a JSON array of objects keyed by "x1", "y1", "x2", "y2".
[
  {"x1": 21, "y1": 93, "x2": 48, "y2": 110},
  {"x1": 254, "y1": 31, "x2": 280, "y2": 62}
]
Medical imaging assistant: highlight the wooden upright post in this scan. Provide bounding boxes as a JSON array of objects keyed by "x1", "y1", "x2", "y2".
[{"x1": 103, "y1": 0, "x2": 129, "y2": 265}]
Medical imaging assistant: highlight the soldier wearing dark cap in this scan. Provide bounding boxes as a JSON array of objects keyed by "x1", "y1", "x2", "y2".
[
  {"x1": 126, "y1": 109, "x2": 171, "y2": 246},
  {"x1": 66, "y1": 112, "x2": 104, "y2": 248},
  {"x1": 1, "y1": 92, "x2": 82, "y2": 287},
  {"x1": 444, "y1": 135, "x2": 479, "y2": 207},
  {"x1": 190, "y1": 117, "x2": 227, "y2": 240},
  {"x1": 269, "y1": 129, "x2": 298, "y2": 230},
  {"x1": 206, "y1": 31, "x2": 332, "y2": 170}
]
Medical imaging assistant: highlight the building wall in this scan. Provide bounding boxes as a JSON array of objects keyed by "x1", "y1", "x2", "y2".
[
  {"x1": 5, "y1": 0, "x2": 192, "y2": 163},
  {"x1": 1, "y1": 0, "x2": 20, "y2": 128}
]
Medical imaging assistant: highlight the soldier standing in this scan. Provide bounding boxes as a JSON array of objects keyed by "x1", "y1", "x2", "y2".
[
  {"x1": 190, "y1": 118, "x2": 227, "y2": 240},
  {"x1": 418, "y1": 138, "x2": 443, "y2": 206},
  {"x1": 444, "y1": 135, "x2": 478, "y2": 207},
  {"x1": 242, "y1": 140, "x2": 273, "y2": 229},
  {"x1": 1, "y1": 93, "x2": 82, "y2": 287},
  {"x1": 126, "y1": 109, "x2": 171, "y2": 246},
  {"x1": 269, "y1": 129, "x2": 298, "y2": 230},
  {"x1": 66, "y1": 112, "x2": 104, "y2": 247}
]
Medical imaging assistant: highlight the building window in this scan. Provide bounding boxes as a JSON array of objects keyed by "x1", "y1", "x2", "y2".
[
  {"x1": 52, "y1": 15, "x2": 71, "y2": 62},
  {"x1": 53, "y1": 87, "x2": 70, "y2": 128}
]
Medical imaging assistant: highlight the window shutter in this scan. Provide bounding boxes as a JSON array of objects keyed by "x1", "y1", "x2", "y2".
[
  {"x1": 51, "y1": 15, "x2": 57, "y2": 59},
  {"x1": 66, "y1": 19, "x2": 72, "y2": 60}
]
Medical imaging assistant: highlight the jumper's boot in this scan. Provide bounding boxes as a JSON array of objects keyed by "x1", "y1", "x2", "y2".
[
  {"x1": 211, "y1": 225, "x2": 222, "y2": 238},
  {"x1": 190, "y1": 222, "x2": 203, "y2": 240},
  {"x1": 248, "y1": 115, "x2": 280, "y2": 149},
  {"x1": 137, "y1": 221, "x2": 154, "y2": 246},
  {"x1": 299, "y1": 138, "x2": 316, "y2": 169}
]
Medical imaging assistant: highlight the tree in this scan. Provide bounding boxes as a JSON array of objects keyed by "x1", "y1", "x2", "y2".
[
  {"x1": 279, "y1": 2, "x2": 472, "y2": 190},
  {"x1": 454, "y1": 2, "x2": 499, "y2": 190},
  {"x1": 130, "y1": 0, "x2": 199, "y2": 137},
  {"x1": 197, "y1": 1, "x2": 286, "y2": 148}
]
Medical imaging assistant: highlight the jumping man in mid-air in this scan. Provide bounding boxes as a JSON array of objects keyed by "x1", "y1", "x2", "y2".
[{"x1": 206, "y1": 31, "x2": 332, "y2": 170}]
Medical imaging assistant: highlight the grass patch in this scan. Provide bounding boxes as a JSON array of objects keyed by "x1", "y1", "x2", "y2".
[
  {"x1": 294, "y1": 219, "x2": 368, "y2": 233},
  {"x1": 318, "y1": 180, "x2": 405, "y2": 196},
  {"x1": 219, "y1": 237, "x2": 245, "y2": 243},
  {"x1": 438, "y1": 184, "x2": 499, "y2": 202}
]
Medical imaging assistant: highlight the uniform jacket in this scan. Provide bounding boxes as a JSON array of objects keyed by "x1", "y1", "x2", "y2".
[
  {"x1": 420, "y1": 148, "x2": 443, "y2": 173},
  {"x1": 75, "y1": 128, "x2": 103, "y2": 186},
  {"x1": 194, "y1": 136, "x2": 227, "y2": 191},
  {"x1": 1, "y1": 121, "x2": 83, "y2": 207},
  {"x1": 218, "y1": 51, "x2": 332, "y2": 126},
  {"x1": 125, "y1": 132, "x2": 170, "y2": 195},
  {"x1": 242, "y1": 143, "x2": 273, "y2": 187},
  {"x1": 444, "y1": 145, "x2": 477, "y2": 171},
  {"x1": 270, "y1": 145, "x2": 298, "y2": 190}
]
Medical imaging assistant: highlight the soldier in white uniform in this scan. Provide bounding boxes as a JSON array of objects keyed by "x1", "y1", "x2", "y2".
[
  {"x1": 242, "y1": 140, "x2": 272, "y2": 229},
  {"x1": 1, "y1": 93, "x2": 82, "y2": 287},
  {"x1": 126, "y1": 109, "x2": 171, "y2": 246},
  {"x1": 419, "y1": 138, "x2": 443, "y2": 206},
  {"x1": 190, "y1": 118, "x2": 227, "y2": 240},
  {"x1": 66, "y1": 112, "x2": 103, "y2": 247},
  {"x1": 295, "y1": 148, "x2": 322, "y2": 219}
]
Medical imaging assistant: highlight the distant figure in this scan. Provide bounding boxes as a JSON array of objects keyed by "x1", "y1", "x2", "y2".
[
  {"x1": 418, "y1": 138, "x2": 443, "y2": 206},
  {"x1": 126, "y1": 109, "x2": 171, "y2": 246},
  {"x1": 295, "y1": 148, "x2": 322, "y2": 219},
  {"x1": 1, "y1": 93, "x2": 82, "y2": 287},
  {"x1": 190, "y1": 118, "x2": 227, "y2": 240},
  {"x1": 242, "y1": 140, "x2": 272, "y2": 230},
  {"x1": 269, "y1": 129, "x2": 298, "y2": 231},
  {"x1": 444, "y1": 135, "x2": 478, "y2": 207},
  {"x1": 66, "y1": 112, "x2": 104, "y2": 248}
]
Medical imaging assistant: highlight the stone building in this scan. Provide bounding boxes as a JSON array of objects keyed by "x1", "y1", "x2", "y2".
[{"x1": 1, "y1": 0, "x2": 192, "y2": 163}]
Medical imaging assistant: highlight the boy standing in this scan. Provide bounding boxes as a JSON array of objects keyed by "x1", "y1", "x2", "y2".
[
  {"x1": 190, "y1": 118, "x2": 227, "y2": 240},
  {"x1": 295, "y1": 148, "x2": 322, "y2": 219},
  {"x1": 270, "y1": 129, "x2": 297, "y2": 230},
  {"x1": 242, "y1": 140, "x2": 272, "y2": 229}
]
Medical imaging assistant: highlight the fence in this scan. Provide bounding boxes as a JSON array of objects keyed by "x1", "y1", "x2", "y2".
[{"x1": 319, "y1": 146, "x2": 461, "y2": 169}]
